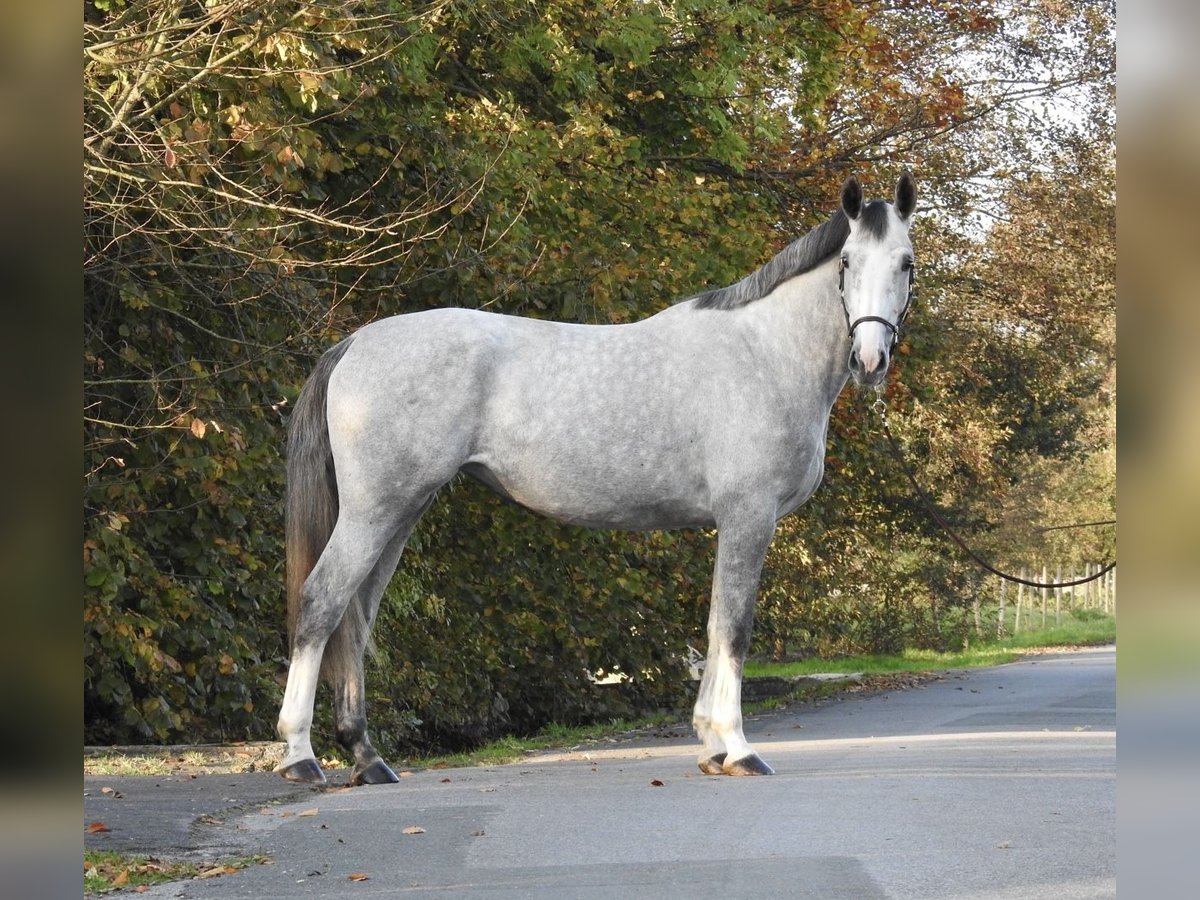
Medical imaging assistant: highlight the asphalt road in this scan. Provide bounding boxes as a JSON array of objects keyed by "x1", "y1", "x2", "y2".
[{"x1": 85, "y1": 646, "x2": 1115, "y2": 899}]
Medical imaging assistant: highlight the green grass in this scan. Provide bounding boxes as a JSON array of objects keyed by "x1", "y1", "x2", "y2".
[
  {"x1": 996, "y1": 610, "x2": 1117, "y2": 650},
  {"x1": 84, "y1": 751, "x2": 214, "y2": 779},
  {"x1": 397, "y1": 714, "x2": 684, "y2": 769},
  {"x1": 744, "y1": 611, "x2": 1116, "y2": 680},
  {"x1": 743, "y1": 645, "x2": 1021, "y2": 679},
  {"x1": 83, "y1": 850, "x2": 270, "y2": 894},
  {"x1": 84, "y1": 742, "x2": 286, "y2": 778}
]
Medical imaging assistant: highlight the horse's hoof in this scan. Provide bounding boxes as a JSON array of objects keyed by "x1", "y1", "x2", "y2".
[
  {"x1": 697, "y1": 753, "x2": 728, "y2": 776},
  {"x1": 351, "y1": 759, "x2": 400, "y2": 785},
  {"x1": 723, "y1": 753, "x2": 775, "y2": 776},
  {"x1": 278, "y1": 758, "x2": 327, "y2": 784}
]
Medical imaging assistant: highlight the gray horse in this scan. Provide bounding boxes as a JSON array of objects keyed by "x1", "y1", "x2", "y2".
[{"x1": 277, "y1": 173, "x2": 918, "y2": 784}]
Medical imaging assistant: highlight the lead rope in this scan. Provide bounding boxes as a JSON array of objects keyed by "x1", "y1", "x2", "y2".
[{"x1": 871, "y1": 387, "x2": 1115, "y2": 589}]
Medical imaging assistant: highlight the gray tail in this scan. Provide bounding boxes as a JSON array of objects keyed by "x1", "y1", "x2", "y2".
[{"x1": 285, "y1": 338, "x2": 354, "y2": 658}]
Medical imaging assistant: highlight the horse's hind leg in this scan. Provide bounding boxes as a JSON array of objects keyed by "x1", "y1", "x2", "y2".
[
  {"x1": 693, "y1": 511, "x2": 776, "y2": 776},
  {"x1": 277, "y1": 515, "x2": 404, "y2": 783},
  {"x1": 329, "y1": 510, "x2": 426, "y2": 785}
]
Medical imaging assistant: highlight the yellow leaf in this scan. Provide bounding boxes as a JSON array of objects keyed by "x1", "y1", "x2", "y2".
[{"x1": 190, "y1": 418, "x2": 206, "y2": 439}]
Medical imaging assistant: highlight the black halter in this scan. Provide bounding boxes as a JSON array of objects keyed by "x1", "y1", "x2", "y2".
[{"x1": 838, "y1": 254, "x2": 915, "y2": 350}]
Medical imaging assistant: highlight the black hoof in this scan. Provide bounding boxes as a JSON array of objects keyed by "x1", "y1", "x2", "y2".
[
  {"x1": 278, "y1": 758, "x2": 327, "y2": 784},
  {"x1": 697, "y1": 753, "x2": 728, "y2": 776},
  {"x1": 351, "y1": 759, "x2": 400, "y2": 786},
  {"x1": 723, "y1": 753, "x2": 775, "y2": 776}
]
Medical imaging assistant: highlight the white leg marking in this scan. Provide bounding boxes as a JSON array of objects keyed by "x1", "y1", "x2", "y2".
[
  {"x1": 693, "y1": 669, "x2": 725, "y2": 757},
  {"x1": 276, "y1": 646, "x2": 323, "y2": 768},
  {"x1": 709, "y1": 651, "x2": 753, "y2": 762}
]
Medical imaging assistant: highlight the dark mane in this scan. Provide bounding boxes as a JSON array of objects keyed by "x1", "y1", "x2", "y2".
[{"x1": 691, "y1": 210, "x2": 851, "y2": 311}]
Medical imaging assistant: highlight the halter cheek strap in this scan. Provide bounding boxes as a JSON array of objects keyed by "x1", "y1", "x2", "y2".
[{"x1": 838, "y1": 258, "x2": 915, "y2": 350}]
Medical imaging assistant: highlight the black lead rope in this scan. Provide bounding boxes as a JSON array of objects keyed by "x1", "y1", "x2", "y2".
[{"x1": 873, "y1": 399, "x2": 1116, "y2": 590}]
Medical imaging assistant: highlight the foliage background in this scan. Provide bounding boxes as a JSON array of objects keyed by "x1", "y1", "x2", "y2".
[{"x1": 84, "y1": 0, "x2": 1114, "y2": 753}]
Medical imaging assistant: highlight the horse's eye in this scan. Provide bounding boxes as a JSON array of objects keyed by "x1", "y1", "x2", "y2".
[
  {"x1": 840, "y1": 254, "x2": 850, "y2": 269},
  {"x1": 901, "y1": 259, "x2": 914, "y2": 271}
]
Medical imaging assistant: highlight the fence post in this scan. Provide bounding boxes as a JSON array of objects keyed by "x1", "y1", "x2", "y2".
[
  {"x1": 997, "y1": 577, "x2": 1007, "y2": 638},
  {"x1": 1040, "y1": 565, "x2": 1048, "y2": 628},
  {"x1": 1015, "y1": 571, "x2": 1025, "y2": 633},
  {"x1": 1055, "y1": 563, "x2": 1062, "y2": 626}
]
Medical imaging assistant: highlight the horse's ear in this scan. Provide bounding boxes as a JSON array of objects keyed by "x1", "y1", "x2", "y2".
[
  {"x1": 841, "y1": 176, "x2": 863, "y2": 221},
  {"x1": 894, "y1": 171, "x2": 917, "y2": 220}
]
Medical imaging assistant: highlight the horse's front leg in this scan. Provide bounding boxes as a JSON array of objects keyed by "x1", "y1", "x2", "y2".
[{"x1": 693, "y1": 512, "x2": 776, "y2": 776}]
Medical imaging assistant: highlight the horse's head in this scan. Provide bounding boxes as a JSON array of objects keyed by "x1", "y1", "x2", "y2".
[{"x1": 838, "y1": 173, "x2": 917, "y2": 387}]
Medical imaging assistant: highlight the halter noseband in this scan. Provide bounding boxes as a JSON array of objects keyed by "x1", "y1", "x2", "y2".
[{"x1": 838, "y1": 254, "x2": 915, "y2": 350}]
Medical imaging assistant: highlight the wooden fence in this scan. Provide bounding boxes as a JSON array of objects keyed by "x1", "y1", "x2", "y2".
[{"x1": 981, "y1": 564, "x2": 1116, "y2": 637}]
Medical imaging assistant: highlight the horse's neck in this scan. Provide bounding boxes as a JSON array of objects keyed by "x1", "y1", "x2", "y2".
[{"x1": 750, "y1": 265, "x2": 851, "y2": 409}]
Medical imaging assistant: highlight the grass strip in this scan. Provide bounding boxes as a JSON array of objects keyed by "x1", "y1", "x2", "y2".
[{"x1": 84, "y1": 850, "x2": 269, "y2": 895}]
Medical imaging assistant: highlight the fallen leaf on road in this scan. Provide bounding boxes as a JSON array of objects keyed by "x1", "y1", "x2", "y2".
[
  {"x1": 650, "y1": 779, "x2": 664, "y2": 787},
  {"x1": 198, "y1": 866, "x2": 239, "y2": 878},
  {"x1": 440, "y1": 777, "x2": 451, "y2": 783},
  {"x1": 399, "y1": 771, "x2": 414, "y2": 778},
  {"x1": 86, "y1": 821, "x2": 111, "y2": 833},
  {"x1": 298, "y1": 807, "x2": 319, "y2": 817},
  {"x1": 348, "y1": 872, "x2": 370, "y2": 881},
  {"x1": 100, "y1": 786, "x2": 122, "y2": 798},
  {"x1": 402, "y1": 825, "x2": 426, "y2": 835},
  {"x1": 112, "y1": 869, "x2": 129, "y2": 887}
]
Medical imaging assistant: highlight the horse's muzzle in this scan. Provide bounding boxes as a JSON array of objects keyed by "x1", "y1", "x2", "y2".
[{"x1": 848, "y1": 347, "x2": 889, "y2": 386}]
